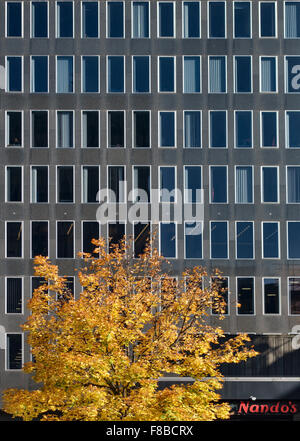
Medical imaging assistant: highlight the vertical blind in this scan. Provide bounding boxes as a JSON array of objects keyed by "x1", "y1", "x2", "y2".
[
  {"x1": 184, "y1": 57, "x2": 200, "y2": 93},
  {"x1": 209, "y1": 56, "x2": 226, "y2": 93},
  {"x1": 260, "y1": 57, "x2": 276, "y2": 92},
  {"x1": 288, "y1": 167, "x2": 300, "y2": 202},
  {"x1": 285, "y1": 2, "x2": 300, "y2": 38},
  {"x1": 184, "y1": 111, "x2": 201, "y2": 148},
  {"x1": 57, "y1": 111, "x2": 73, "y2": 148},
  {"x1": 132, "y1": 2, "x2": 149, "y2": 38},
  {"x1": 236, "y1": 166, "x2": 253, "y2": 203}
]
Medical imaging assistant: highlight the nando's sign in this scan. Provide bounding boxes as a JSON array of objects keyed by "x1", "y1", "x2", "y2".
[{"x1": 236, "y1": 400, "x2": 298, "y2": 416}]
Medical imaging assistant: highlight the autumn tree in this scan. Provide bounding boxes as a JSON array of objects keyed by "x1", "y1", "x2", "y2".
[{"x1": 3, "y1": 237, "x2": 257, "y2": 421}]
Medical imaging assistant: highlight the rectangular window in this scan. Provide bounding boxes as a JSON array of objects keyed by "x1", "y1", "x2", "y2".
[
  {"x1": 237, "y1": 277, "x2": 254, "y2": 315},
  {"x1": 184, "y1": 165, "x2": 202, "y2": 203},
  {"x1": 107, "y1": 56, "x2": 124, "y2": 93},
  {"x1": 108, "y1": 223, "x2": 125, "y2": 251},
  {"x1": 210, "y1": 221, "x2": 228, "y2": 259},
  {"x1": 82, "y1": 111, "x2": 99, "y2": 148},
  {"x1": 185, "y1": 222, "x2": 203, "y2": 259},
  {"x1": 6, "y1": 2, "x2": 22, "y2": 37},
  {"x1": 285, "y1": 2, "x2": 300, "y2": 38},
  {"x1": 57, "y1": 111, "x2": 73, "y2": 148},
  {"x1": 56, "y1": 56, "x2": 73, "y2": 93},
  {"x1": 82, "y1": 56, "x2": 99, "y2": 92},
  {"x1": 160, "y1": 166, "x2": 176, "y2": 202},
  {"x1": 6, "y1": 221, "x2": 23, "y2": 258},
  {"x1": 236, "y1": 221, "x2": 254, "y2": 259},
  {"x1": 56, "y1": 1, "x2": 73, "y2": 37},
  {"x1": 261, "y1": 166, "x2": 278, "y2": 203},
  {"x1": 31, "y1": 221, "x2": 48, "y2": 258},
  {"x1": 260, "y1": 2, "x2": 276, "y2": 37},
  {"x1": 6, "y1": 111, "x2": 22, "y2": 147},
  {"x1": 6, "y1": 56, "x2": 22, "y2": 92},
  {"x1": 31, "y1": 166, "x2": 48, "y2": 203},
  {"x1": 262, "y1": 222, "x2": 279, "y2": 259},
  {"x1": 260, "y1": 57, "x2": 277, "y2": 92},
  {"x1": 286, "y1": 111, "x2": 300, "y2": 148},
  {"x1": 289, "y1": 278, "x2": 300, "y2": 314},
  {"x1": 158, "y1": 57, "x2": 175, "y2": 92},
  {"x1": 234, "y1": 56, "x2": 252, "y2": 92},
  {"x1": 57, "y1": 276, "x2": 74, "y2": 303},
  {"x1": 31, "y1": 111, "x2": 48, "y2": 148},
  {"x1": 132, "y1": 56, "x2": 150, "y2": 93},
  {"x1": 210, "y1": 166, "x2": 227, "y2": 203},
  {"x1": 31, "y1": 2, "x2": 48, "y2": 38},
  {"x1": 31, "y1": 276, "x2": 47, "y2": 297},
  {"x1": 160, "y1": 223, "x2": 176, "y2": 258},
  {"x1": 159, "y1": 112, "x2": 175, "y2": 148},
  {"x1": 134, "y1": 222, "x2": 151, "y2": 258},
  {"x1": 184, "y1": 111, "x2": 201, "y2": 148},
  {"x1": 234, "y1": 1, "x2": 251, "y2": 38},
  {"x1": 82, "y1": 221, "x2": 100, "y2": 254},
  {"x1": 211, "y1": 277, "x2": 229, "y2": 315},
  {"x1": 82, "y1": 2, "x2": 99, "y2": 38},
  {"x1": 57, "y1": 166, "x2": 74, "y2": 203},
  {"x1": 31, "y1": 56, "x2": 48, "y2": 92},
  {"x1": 6, "y1": 334, "x2": 23, "y2": 370},
  {"x1": 133, "y1": 166, "x2": 150, "y2": 203},
  {"x1": 261, "y1": 111, "x2": 278, "y2": 147},
  {"x1": 57, "y1": 221, "x2": 74, "y2": 258},
  {"x1": 6, "y1": 166, "x2": 22, "y2": 202},
  {"x1": 287, "y1": 166, "x2": 300, "y2": 203},
  {"x1": 263, "y1": 278, "x2": 280, "y2": 314},
  {"x1": 208, "y1": 1, "x2": 226, "y2": 38},
  {"x1": 108, "y1": 166, "x2": 125, "y2": 202},
  {"x1": 6, "y1": 278, "x2": 23, "y2": 314},
  {"x1": 133, "y1": 111, "x2": 150, "y2": 148},
  {"x1": 183, "y1": 56, "x2": 201, "y2": 93},
  {"x1": 107, "y1": 111, "x2": 125, "y2": 148},
  {"x1": 107, "y1": 1, "x2": 124, "y2": 38},
  {"x1": 82, "y1": 166, "x2": 100, "y2": 203},
  {"x1": 158, "y1": 2, "x2": 174, "y2": 37},
  {"x1": 235, "y1": 111, "x2": 252, "y2": 148},
  {"x1": 183, "y1": 1, "x2": 200, "y2": 38},
  {"x1": 209, "y1": 56, "x2": 226, "y2": 93},
  {"x1": 209, "y1": 111, "x2": 227, "y2": 148},
  {"x1": 132, "y1": 2, "x2": 149, "y2": 38},
  {"x1": 285, "y1": 56, "x2": 300, "y2": 93},
  {"x1": 235, "y1": 166, "x2": 253, "y2": 203},
  {"x1": 288, "y1": 222, "x2": 300, "y2": 259}
]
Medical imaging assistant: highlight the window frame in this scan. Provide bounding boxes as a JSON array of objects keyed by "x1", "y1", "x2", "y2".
[
  {"x1": 260, "y1": 110, "x2": 279, "y2": 148},
  {"x1": 209, "y1": 165, "x2": 228, "y2": 204},
  {"x1": 287, "y1": 221, "x2": 300, "y2": 259},
  {"x1": 131, "y1": 1, "x2": 150, "y2": 39},
  {"x1": 288, "y1": 276, "x2": 300, "y2": 315},
  {"x1": 157, "y1": 1, "x2": 176, "y2": 38},
  {"x1": 107, "y1": 164, "x2": 126, "y2": 203},
  {"x1": 55, "y1": 55, "x2": 74, "y2": 93},
  {"x1": 30, "y1": 220, "x2": 49, "y2": 259},
  {"x1": 284, "y1": 1, "x2": 300, "y2": 39},
  {"x1": 210, "y1": 276, "x2": 230, "y2": 315},
  {"x1": 5, "y1": 110, "x2": 23, "y2": 148},
  {"x1": 5, "y1": 333, "x2": 24, "y2": 371},
  {"x1": 30, "y1": 1, "x2": 49, "y2": 38},
  {"x1": 261, "y1": 221, "x2": 280, "y2": 260},
  {"x1": 183, "y1": 110, "x2": 202, "y2": 149},
  {"x1": 81, "y1": 165, "x2": 101, "y2": 204},
  {"x1": 234, "y1": 165, "x2": 254, "y2": 204},
  {"x1": 30, "y1": 164, "x2": 49, "y2": 203},
  {"x1": 5, "y1": 165, "x2": 23, "y2": 203},
  {"x1": 183, "y1": 165, "x2": 203, "y2": 203},
  {"x1": 286, "y1": 165, "x2": 300, "y2": 203},
  {"x1": 234, "y1": 55, "x2": 253, "y2": 93},
  {"x1": 260, "y1": 165, "x2": 279, "y2": 204},
  {"x1": 285, "y1": 110, "x2": 300, "y2": 148},
  {"x1": 5, "y1": 220, "x2": 24, "y2": 259},
  {"x1": 184, "y1": 221, "x2": 203, "y2": 260},
  {"x1": 5, "y1": 56, "x2": 23, "y2": 93},
  {"x1": 56, "y1": 165, "x2": 75, "y2": 204},
  {"x1": 81, "y1": 1, "x2": 100, "y2": 38},
  {"x1": 234, "y1": 110, "x2": 253, "y2": 149},
  {"x1": 81, "y1": 55, "x2": 100, "y2": 93},
  {"x1": 159, "y1": 222, "x2": 178, "y2": 259},
  {"x1": 182, "y1": 55, "x2": 202, "y2": 94},
  {"x1": 235, "y1": 220, "x2": 255, "y2": 260},
  {"x1": 284, "y1": 55, "x2": 300, "y2": 93},
  {"x1": 81, "y1": 220, "x2": 101, "y2": 255},
  {"x1": 159, "y1": 165, "x2": 177, "y2": 203},
  {"x1": 236, "y1": 276, "x2": 255, "y2": 316},
  {"x1": 262, "y1": 277, "x2": 281, "y2": 315},
  {"x1": 6, "y1": 1, "x2": 23, "y2": 38},
  {"x1": 5, "y1": 276, "x2": 24, "y2": 315},
  {"x1": 132, "y1": 55, "x2": 151, "y2": 93},
  {"x1": 209, "y1": 220, "x2": 229, "y2": 260},
  {"x1": 233, "y1": 1, "x2": 252, "y2": 39},
  {"x1": 208, "y1": 55, "x2": 227, "y2": 93},
  {"x1": 132, "y1": 110, "x2": 151, "y2": 149},
  {"x1": 30, "y1": 55, "x2": 49, "y2": 93},
  {"x1": 158, "y1": 56, "x2": 176, "y2": 93},
  {"x1": 259, "y1": 55, "x2": 278, "y2": 93},
  {"x1": 209, "y1": 110, "x2": 228, "y2": 149},
  {"x1": 107, "y1": 110, "x2": 126, "y2": 148},
  {"x1": 259, "y1": 1, "x2": 277, "y2": 38},
  {"x1": 158, "y1": 111, "x2": 177, "y2": 148},
  {"x1": 106, "y1": 1, "x2": 125, "y2": 38},
  {"x1": 81, "y1": 110, "x2": 100, "y2": 148},
  {"x1": 207, "y1": 1, "x2": 227, "y2": 38},
  {"x1": 132, "y1": 164, "x2": 151, "y2": 203},
  {"x1": 56, "y1": 110, "x2": 75, "y2": 149},
  {"x1": 106, "y1": 55, "x2": 125, "y2": 93},
  {"x1": 55, "y1": 1, "x2": 74, "y2": 38},
  {"x1": 56, "y1": 220, "x2": 75, "y2": 259},
  {"x1": 182, "y1": 1, "x2": 201, "y2": 39}
]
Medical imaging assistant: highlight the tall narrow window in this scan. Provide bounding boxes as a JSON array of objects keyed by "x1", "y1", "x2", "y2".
[
  {"x1": 108, "y1": 223, "x2": 125, "y2": 251},
  {"x1": 185, "y1": 222, "x2": 203, "y2": 259},
  {"x1": 237, "y1": 277, "x2": 254, "y2": 315},
  {"x1": 108, "y1": 166, "x2": 125, "y2": 202},
  {"x1": 261, "y1": 167, "x2": 278, "y2": 203},
  {"x1": 31, "y1": 56, "x2": 48, "y2": 92},
  {"x1": 6, "y1": 222, "x2": 23, "y2": 258},
  {"x1": 82, "y1": 2, "x2": 99, "y2": 38},
  {"x1": 288, "y1": 222, "x2": 300, "y2": 259},
  {"x1": 133, "y1": 166, "x2": 150, "y2": 202},
  {"x1": 184, "y1": 111, "x2": 201, "y2": 148},
  {"x1": 57, "y1": 166, "x2": 74, "y2": 203},
  {"x1": 56, "y1": 56, "x2": 73, "y2": 93},
  {"x1": 184, "y1": 166, "x2": 202, "y2": 203},
  {"x1": 82, "y1": 111, "x2": 99, "y2": 148},
  {"x1": 263, "y1": 278, "x2": 280, "y2": 314},
  {"x1": 183, "y1": 2, "x2": 200, "y2": 38},
  {"x1": 287, "y1": 166, "x2": 300, "y2": 203},
  {"x1": 57, "y1": 221, "x2": 74, "y2": 258},
  {"x1": 134, "y1": 222, "x2": 151, "y2": 258},
  {"x1": 31, "y1": 166, "x2": 48, "y2": 203},
  {"x1": 31, "y1": 221, "x2": 48, "y2": 257},
  {"x1": 6, "y1": 167, "x2": 22, "y2": 202},
  {"x1": 82, "y1": 221, "x2": 100, "y2": 254},
  {"x1": 133, "y1": 111, "x2": 150, "y2": 148},
  {"x1": 57, "y1": 111, "x2": 73, "y2": 148},
  {"x1": 286, "y1": 111, "x2": 300, "y2": 148},
  {"x1": 209, "y1": 56, "x2": 226, "y2": 93},
  {"x1": 235, "y1": 111, "x2": 252, "y2": 148},
  {"x1": 160, "y1": 223, "x2": 176, "y2": 258},
  {"x1": 208, "y1": 1, "x2": 225, "y2": 38},
  {"x1": 209, "y1": 111, "x2": 227, "y2": 148},
  {"x1": 158, "y1": 2, "x2": 174, "y2": 37},
  {"x1": 261, "y1": 112, "x2": 277, "y2": 147},
  {"x1": 234, "y1": 1, "x2": 251, "y2": 38},
  {"x1": 6, "y1": 2, "x2": 22, "y2": 37},
  {"x1": 234, "y1": 56, "x2": 252, "y2": 93},
  {"x1": 210, "y1": 166, "x2": 227, "y2": 203},
  {"x1": 235, "y1": 166, "x2": 253, "y2": 203},
  {"x1": 260, "y1": 2, "x2": 276, "y2": 37},
  {"x1": 6, "y1": 112, "x2": 22, "y2": 147},
  {"x1": 108, "y1": 111, "x2": 125, "y2": 148},
  {"x1": 160, "y1": 167, "x2": 176, "y2": 202},
  {"x1": 56, "y1": 1, "x2": 73, "y2": 37},
  {"x1": 31, "y1": 2, "x2": 48, "y2": 38},
  {"x1": 211, "y1": 277, "x2": 229, "y2": 314},
  {"x1": 236, "y1": 221, "x2": 254, "y2": 259},
  {"x1": 31, "y1": 111, "x2": 48, "y2": 148},
  {"x1": 82, "y1": 56, "x2": 99, "y2": 93},
  {"x1": 260, "y1": 57, "x2": 277, "y2": 92},
  {"x1": 262, "y1": 222, "x2": 279, "y2": 259},
  {"x1": 132, "y1": 2, "x2": 149, "y2": 38},
  {"x1": 107, "y1": 56, "x2": 124, "y2": 93},
  {"x1": 6, "y1": 278, "x2": 22, "y2": 314},
  {"x1": 107, "y1": 1, "x2": 124, "y2": 38},
  {"x1": 159, "y1": 112, "x2": 175, "y2": 148},
  {"x1": 82, "y1": 166, "x2": 100, "y2": 203},
  {"x1": 289, "y1": 278, "x2": 300, "y2": 314},
  {"x1": 285, "y1": 2, "x2": 300, "y2": 38},
  {"x1": 159, "y1": 57, "x2": 175, "y2": 92},
  {"x1": 6, "y1": 334, "x2": 23, "y2": 370},
  {"x1": 6, "y1": 57, "x2": 22, "y2": 92},
  {"x1": 133, "y1": 56, "x2": 150, "y2": 93},
  {"x1": 183, "y1": 56, "x2": 201, "y2": 93},
  {"x1": 210, "y1": 221, "x2": 228, "y2": 259}
]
